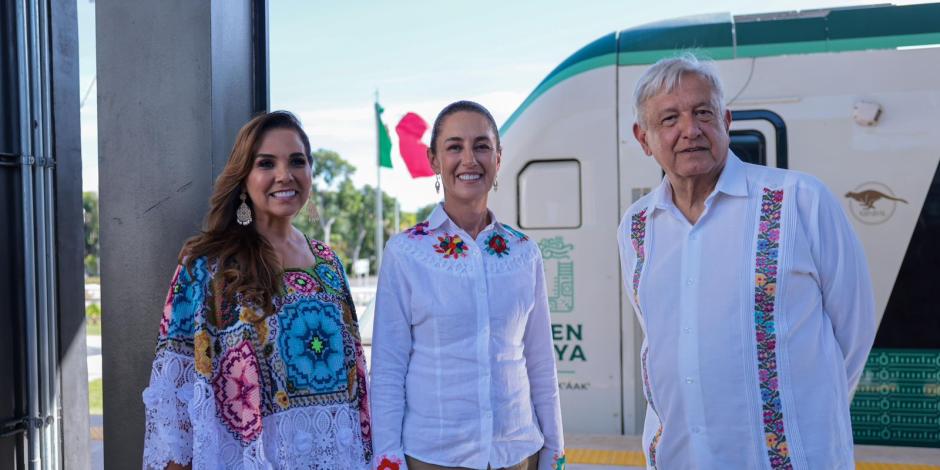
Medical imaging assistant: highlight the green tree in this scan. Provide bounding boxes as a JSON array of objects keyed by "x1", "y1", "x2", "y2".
[
  {"x1": 415, "y1": 203, "x2": 436, "y2": 223},
  {"x1": 292, "y1": 148, "x2": 357, "y2": 243},
  {"x1": 82, "y1": 192, "x2": 99, "y2": 276}
]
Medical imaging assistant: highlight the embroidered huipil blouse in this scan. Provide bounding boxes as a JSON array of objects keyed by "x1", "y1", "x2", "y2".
[
  {"x1": 617, "y1": 154, "x2": 875, "y2": 470},
  {"x1": 142, "y1": 239, "x2": 372, "y2": 469},
  {"x1": 370, "y1": 204, "x2": 565, "y2": 470}
]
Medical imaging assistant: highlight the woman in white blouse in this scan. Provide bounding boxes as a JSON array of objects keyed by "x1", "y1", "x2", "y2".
[{"x1": 370, "y1": 101, "x2": 565, "y2": 470}]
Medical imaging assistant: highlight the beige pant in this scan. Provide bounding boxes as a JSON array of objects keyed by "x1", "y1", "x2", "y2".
[{"x1": 405, "y1": 452, "x2": 539, "y2": 470}]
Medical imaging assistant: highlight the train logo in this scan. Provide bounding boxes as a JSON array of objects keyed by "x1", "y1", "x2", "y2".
[
  {"x1": 845, "y1": 182, "x2": 907, "y2": 225},
  {"x1": 538, "y1": 236, "x2": 575, "y2": 313}
]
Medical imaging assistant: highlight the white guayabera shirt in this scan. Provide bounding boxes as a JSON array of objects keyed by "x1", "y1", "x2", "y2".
[
  {"x1": 618, "y1": 153, "x2": 876, "y2": 470},
  {"x1": 370, "y1": 204, "x2": 566, "y2": 470}
]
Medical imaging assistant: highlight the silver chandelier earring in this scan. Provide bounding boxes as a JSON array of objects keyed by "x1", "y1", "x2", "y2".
[
  {"x1": 236, "y1": 192, "x2": 253, "y2": 226},
  {"x1": 493, "y1": 178, "x2": 498, "y2": 192},
  {"x1": 434, "y1": 174, "x2": 441, "y2": 194}
]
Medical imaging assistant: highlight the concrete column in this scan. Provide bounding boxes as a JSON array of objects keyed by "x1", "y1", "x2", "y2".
[
  {"x1": 96, "y1": 0, "x2": 265, "y2": 466},
  {"x1": 50, "y1": 0, "x2": 91, "y2": 467}
]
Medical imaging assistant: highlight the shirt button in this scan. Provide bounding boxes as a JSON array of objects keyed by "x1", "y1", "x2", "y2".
[
  {"x1": 685, "y1": 278, "x2": 694, "y2": 286},
  {"x1": 683, "y1": 327, "x2": 692, "y2": 334},
  {"x1": 692, "y1": 426, "x2": 702, "y2": 434},
  {"x1": 689, "y1": 233, "x2": 697, "y2": 240},
  {"x1": 685, "y1": 377, "x2": 694, "y2": 384}
]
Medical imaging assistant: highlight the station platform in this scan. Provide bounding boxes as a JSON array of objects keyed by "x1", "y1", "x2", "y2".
[{"x1": 563, "y1": 434, "x2": 940, "y2": 469}]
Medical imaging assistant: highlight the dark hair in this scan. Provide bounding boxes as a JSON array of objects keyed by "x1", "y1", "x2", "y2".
[
  {"x1": 429, "y1": 100, "x2": 501, "y2": 154},
  {"x1": 180, "y1": 110, "x2": 311, "y2": 317}
]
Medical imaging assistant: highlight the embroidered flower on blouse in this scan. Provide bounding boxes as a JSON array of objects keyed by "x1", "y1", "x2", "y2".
[
  {"x1": 167, "y1": 260, "x2": 209, "y2": 338},
  {"x1": 254, "y1": 315, "x2": 269, "y2": 344},
  {"x1": 277, "y1": 300, "x2": 348, "y2": 395},
  {"x1": 193, "y1": 330, "x2": 213, "y2": 378},
  {"x1": 485, "y1": 233, "x2": 510, "y2": 257},
  {"x1": 310, "y1": 241, "x2": 335, "y2": 262},
  {"x1": 315, "y1": 263, "x2": 345, "y2": 293},
  {"x1": 284, "y1": 271, "x2": 319, "y2": 295},
  {"x1": 275, "y1": 390, "x2": 290, "y2": 409},
  {"x1": 212, "y1": 340, "x2": 263, "y2": 443},
  {"x1": 406, "y1": 221, "x2": 431, "y2": 239},
  {"x1": 435, "y1": 234, "x2": 469, "y2": 259},
  {"x1": 503, "y1": 224, "x2": 529, "y2": 241},
  {"x1": 377, "y1": 455, "x2": 402, "y2": 470}
]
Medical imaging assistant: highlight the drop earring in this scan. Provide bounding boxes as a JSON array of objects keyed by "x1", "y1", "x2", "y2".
[
  {"x1": 434, "y1": 174, "x2": 441, "y2": 194},
  {"x1": 236, "y1": 192, "x2": 253, "y2": 226},
  {"x1": 493, "y1": 178, "x2": 498, "y2": 192}
]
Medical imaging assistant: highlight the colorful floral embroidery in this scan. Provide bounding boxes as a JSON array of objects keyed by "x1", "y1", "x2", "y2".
[
  {"x1": 754, "y1": 188, "x2": 792, "y2": 470},
  {"x1": 310, "y1": 240, "x2": 335, "y2": 261},
  {"x1": 284, "y1": 271, "x2": 319, "y2": 295},
  {"x1": 435, "y1": 234, "x2": 469, "y2": 259},
  {"x1": 194, "y1": 330, "x2": 213, "y2": 378},
  {"x1": 167, "y1": 260, "x2": 208, "y2": 338},
  {"x1": 376, "y1": 455, "x2": 402, "y2": 470},
  {"x1": 552, "y1": 452, "x2": 567, "y2": 469},
  {"x1": 355, "y1": 340, "x2": 374, "y2": 462},
  {"x1": 212, "y1": 340, "x2": 263, "y2": 443},
  {"x1": 278, "y1": 300, "x2": 348, "y2": 394},
  {"x1": 485, "y1": 233, "x2": 510, "y2": 257},
  {"x1": 406, "y1": 221, "x2": 430, "y2": 239},
  {"x1": 630, "y1": 210, "x2": 648, "y2": 304},
  {"x1": 275, "y1": 390, "x2": 290, "y2": 409},
  {"x1": 504, "y1": 224, "x2": 529, "y2": 241},
  {"x1": 632, "y1": 211, "x2": 664, "y2": 469},
  {"x1": 315, "y1": 263, "x2": 345, "y2": 293},
  {"x1": 641, "y1": 346, "x2": 663, "y2": 469}
]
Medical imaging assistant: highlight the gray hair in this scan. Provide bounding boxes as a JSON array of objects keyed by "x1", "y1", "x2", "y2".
[{"x1": 633, "y1": 52, "x2": 725, "y2": 128}]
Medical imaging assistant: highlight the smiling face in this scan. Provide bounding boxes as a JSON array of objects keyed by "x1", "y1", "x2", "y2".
[
  {"x1": 428, "y1": 110, "x2": 501, "y2": 206},
  {"x1": 633, "y1": 72, "x2": 732, "y2": 185},
  {"x1": 244, "y1": 128, "x2": 312, "y2": 225}
]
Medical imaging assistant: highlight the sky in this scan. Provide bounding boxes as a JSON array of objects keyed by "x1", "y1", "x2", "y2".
[{"x1": 77, "y1": 0, "x2": 922, "y2": 210}]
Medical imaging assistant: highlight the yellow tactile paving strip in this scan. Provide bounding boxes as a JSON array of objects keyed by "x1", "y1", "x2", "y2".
[
  {"x1": 88, "y1": 429, "x2": 939, "y2": 470},
  {"x1": 565, "y1": 448, "x2": 940, "y2": 469}
]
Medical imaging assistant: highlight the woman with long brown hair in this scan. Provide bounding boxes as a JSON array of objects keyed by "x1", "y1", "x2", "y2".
[{"x1": 142, "y1": 111, "x2": 372, "y2": 469}]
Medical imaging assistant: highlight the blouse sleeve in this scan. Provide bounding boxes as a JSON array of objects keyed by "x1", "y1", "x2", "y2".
[
  {"x1": 524, "y1": 253, "x2": 566, "y2": 470},
  {"x1": 142, "y1": 258, "x2": 210, "y2": 470},
  {"x1": 336, "y1": 255, "x2": 375, "y2": 464},
  {"x1": 369, "y1": 247, "x2": 412, "y2": 470}
]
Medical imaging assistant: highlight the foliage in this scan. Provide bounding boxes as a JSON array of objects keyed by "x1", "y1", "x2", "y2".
[
  {"x1": 415, "y1": 203, "x2": 436, "y2": 224},
  {"x1": 89, "y1": 378, "x2": 103, "y2": 415},
  {"x1": 83, "y1": 192, "x2": 99, "y2": 276},
  {"x1": 292, "y1": 148, "x2": 407, "y2": 274},
  {"x1": 86, "y1": 303, "x2": 101, "y2": 336}
]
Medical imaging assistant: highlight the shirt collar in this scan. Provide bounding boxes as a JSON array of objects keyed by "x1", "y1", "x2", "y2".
[
  {"x1": 426, "y1": 202, "x2": 505, "y2": 236},
  {"x1": 651, "y1": 150, "x2": 748, "y2": 211}
]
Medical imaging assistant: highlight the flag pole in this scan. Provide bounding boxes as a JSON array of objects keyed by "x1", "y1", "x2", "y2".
[{"x1": 375, "y1": 90, "x2": 384, "y2": 272}]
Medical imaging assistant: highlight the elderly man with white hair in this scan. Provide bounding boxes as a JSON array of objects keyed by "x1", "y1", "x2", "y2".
[{"x1": 617, "y1": 53, "x2": 876, "y2": 470}]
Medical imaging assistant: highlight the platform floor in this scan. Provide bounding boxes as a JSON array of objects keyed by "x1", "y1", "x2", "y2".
[{"x1": 564, "y1": 434, "x2": 940, "y2": 469}]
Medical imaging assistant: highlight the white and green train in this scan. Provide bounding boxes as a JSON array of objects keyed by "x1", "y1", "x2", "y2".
[{"x1": 490, "y1": 3, "x2": 940, "y2": 446}]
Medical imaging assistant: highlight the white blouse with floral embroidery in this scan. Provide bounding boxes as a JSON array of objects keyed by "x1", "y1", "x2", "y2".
[
  {"x1": 370, "y1": 204, "x2": 565, "y2": 470},
  {"x1": 142, "y1": 240, "x2": 372, "y2": 469}
]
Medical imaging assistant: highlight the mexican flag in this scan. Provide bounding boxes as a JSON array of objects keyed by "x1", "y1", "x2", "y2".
[{"x1": 375, "y1": 102, "x2": 393, "y2": 169}]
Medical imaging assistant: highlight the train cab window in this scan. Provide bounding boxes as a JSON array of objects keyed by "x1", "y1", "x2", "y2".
[
  {"x1": 730, "y1": 130, "x2": 767, "y2": 166},
  {"x1": 517, "y1": 159, "x2": 581, "y2": 229}
]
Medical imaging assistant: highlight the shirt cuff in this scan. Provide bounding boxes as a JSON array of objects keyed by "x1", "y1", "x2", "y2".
[
  {"x1": 538, "y1": 448, "x2": 566, "y2": 470},
  {"x1": 375, "y1": 452, "x2": 408, "y2": 470}
]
